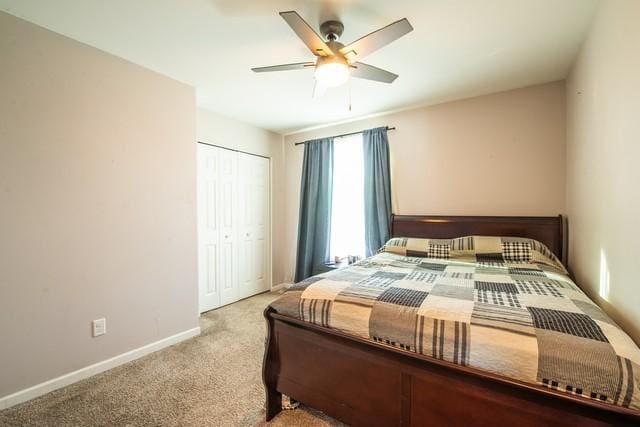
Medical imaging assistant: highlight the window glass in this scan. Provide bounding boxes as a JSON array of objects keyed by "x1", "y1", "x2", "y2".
[{"x1": 330, "y1": 133, "x2": 365, "y2": 260}]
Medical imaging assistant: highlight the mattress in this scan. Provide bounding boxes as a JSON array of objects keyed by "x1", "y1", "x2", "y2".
[{"x1": 270, "y1": 235, "x2": 640, "y2": 410}]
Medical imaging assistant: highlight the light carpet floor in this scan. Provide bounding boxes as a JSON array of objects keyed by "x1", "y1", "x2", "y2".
[{"x1": 0, "y1": 292, "x2": 345, "y2": 426}]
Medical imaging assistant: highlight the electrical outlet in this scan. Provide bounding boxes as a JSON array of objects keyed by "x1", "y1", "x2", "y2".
[{"x1": 92, "y1": 318, "x2": 106, "y2": 337}]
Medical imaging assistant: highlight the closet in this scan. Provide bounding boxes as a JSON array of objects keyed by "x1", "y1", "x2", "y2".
[{"x1": 197, "y1": 143, "x2": 270, "y2": 313}]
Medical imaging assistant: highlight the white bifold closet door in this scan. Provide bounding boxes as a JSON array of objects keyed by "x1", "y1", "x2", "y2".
[
  {"x1": 237, "y1": 153, "x2": 269, "y2": 300},
  {"x1": 197, "y1": 143, "x2": 270, "y2": 313}
]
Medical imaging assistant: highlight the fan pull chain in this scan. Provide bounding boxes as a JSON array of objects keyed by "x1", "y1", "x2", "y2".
[{"x1": 348, "y1": 77, "x2": 352, "y2": 112}]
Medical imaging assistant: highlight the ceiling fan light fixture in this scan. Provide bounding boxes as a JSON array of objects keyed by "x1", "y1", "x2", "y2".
[{"x1": 314, "y1": 56, "x2": 350, "y2": 88}]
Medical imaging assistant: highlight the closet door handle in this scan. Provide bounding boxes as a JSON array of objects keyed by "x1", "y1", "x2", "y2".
[{"x1": 246, "y1": 232, "x2": 250, "y2": 237}]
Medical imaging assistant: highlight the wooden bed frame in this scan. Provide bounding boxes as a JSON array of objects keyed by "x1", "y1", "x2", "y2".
[{"x1": 263, "y1": 215, "x2": 639, "y2": 426}]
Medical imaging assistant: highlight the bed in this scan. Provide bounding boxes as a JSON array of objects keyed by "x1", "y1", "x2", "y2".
[{"x1": 263, "y1": 215, "x2": 640, "y2": 426}]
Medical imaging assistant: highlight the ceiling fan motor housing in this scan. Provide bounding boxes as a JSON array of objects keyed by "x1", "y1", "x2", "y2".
[
  {"x1": 320, "y1": 20, "x2": 344, "y2": 41},
  {"x1": 326, "y1": 40, "x2": 345, "y2": 57}
]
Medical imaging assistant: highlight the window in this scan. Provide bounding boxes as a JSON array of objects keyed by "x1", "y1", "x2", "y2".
[{"x1": 330, "y1": 133, "x2": 366, "y2": 261}]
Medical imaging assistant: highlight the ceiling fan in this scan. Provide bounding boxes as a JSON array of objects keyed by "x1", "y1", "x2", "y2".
[{"x1": 252, "y1": 11, "x2": 413, "y2": 96}]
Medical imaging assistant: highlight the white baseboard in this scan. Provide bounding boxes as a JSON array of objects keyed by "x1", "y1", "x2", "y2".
[
  {"x1": 0, "y1": 326, "x2": 201, "y2": 411},
  {"x1": 271, "y1": 282, "x2": 291, "y2": 292}
]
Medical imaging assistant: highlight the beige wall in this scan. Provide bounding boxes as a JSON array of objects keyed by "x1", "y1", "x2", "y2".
[
  {"x1": 196, "y1": 108, "x2": 286, "y2": 286},
  {"x1": 0, "y1": 11, "x2": 198, "y2": 399},
  {"x1": 283, "y1": 82, "x2": 566, "y2": 281},
  {"x1": 566, "y1": 0, "x2": 640, "y2": 344}
]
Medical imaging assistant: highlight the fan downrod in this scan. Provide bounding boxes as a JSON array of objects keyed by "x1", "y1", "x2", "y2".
[{"x1": 320, "y1": 20, "x2": 344, "y2": 41}]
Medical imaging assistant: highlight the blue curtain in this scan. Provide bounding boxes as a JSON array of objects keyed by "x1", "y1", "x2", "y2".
[
  {"x1": 363, "y1": 127, "x2": 392, "y2": 257},
  {"x1": 294, "y1": 138, "x2": 334, "y2": 282}
]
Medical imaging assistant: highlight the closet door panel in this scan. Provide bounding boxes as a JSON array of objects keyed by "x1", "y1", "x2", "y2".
[
  {"x1": 237, "y1": 153, "x2": 253, "y2": 299},
  {"x1": 240, "y1": 216, "x2": 253, "y2": 291},
  {"x1": 218, "y1": 148, "x2": 239, "y2": 306},
  {"x1": 197, "y1": 144, "x2": 221, "y2": 313},
  {"x1": 253, "y1": 157, "x2": 269, "y2": 292},
  {"x1": 253, "y1": 239, "x2": 265, "y2": 283},
  {"x1": 239, "y1": 154, "x2": 270, "y2": 297},
  {"x1": 237, "y1": 154, "x2": 270, "y2": 299}
]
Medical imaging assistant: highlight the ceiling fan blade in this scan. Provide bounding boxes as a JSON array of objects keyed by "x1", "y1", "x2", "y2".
[
  {"x1": 340, "y1": 18, "x2": 413, "y2": 61},
  {"x1": 279, "y1": 11, "x2": 334, "y2": 57},
  {"x1": 350, "y1": 62, "x2": 398, "y2": 83},
  {"x1": 252, "y1": 62, "x2": 315, "y2": 73}
]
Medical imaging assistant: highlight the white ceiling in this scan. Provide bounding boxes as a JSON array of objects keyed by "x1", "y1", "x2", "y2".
[{"x1": 0, "y1": 0, "x2": 599, "y2": 134}]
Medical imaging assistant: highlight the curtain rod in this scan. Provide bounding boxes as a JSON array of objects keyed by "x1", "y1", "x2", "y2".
[
  {"x1": 196, "y1": 141, "x2": 270, "y2": 160},
  {"x1": 294, "y1": 126, "x2": 396, "y2": 146}
]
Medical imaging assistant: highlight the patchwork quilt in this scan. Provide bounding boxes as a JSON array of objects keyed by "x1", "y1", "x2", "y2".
[{"x1": 270, "y1": 236, "x2": 640, "y2": 410}]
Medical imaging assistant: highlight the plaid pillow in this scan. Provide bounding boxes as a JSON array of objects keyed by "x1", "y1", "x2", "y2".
[
  {"x1": 381, "y1": 236, "x2": 565, "y2": 272},
  {"x1": 427, "y1": 244, "x2": 450, "y2": 259},
  {"x1": 381, "y1": 237, "x2": 452, "y2": 259},
  {"x1": 502, "y1": 241, "x2": 532, "y2": 263}
]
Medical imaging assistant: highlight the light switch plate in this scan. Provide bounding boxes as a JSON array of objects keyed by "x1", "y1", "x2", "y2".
[{"x1": 92, "y1": 318, "x2": 106, "y2": 337}]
